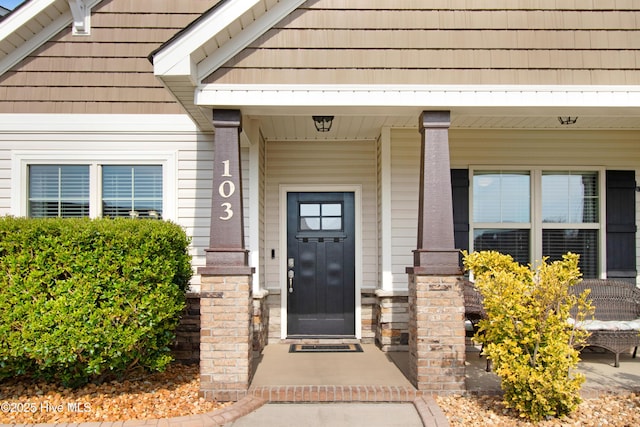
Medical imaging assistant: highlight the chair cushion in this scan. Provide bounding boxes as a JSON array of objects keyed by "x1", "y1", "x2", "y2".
[{"x1": 569, "y1": 318, "x2": 640, "y2": 331}]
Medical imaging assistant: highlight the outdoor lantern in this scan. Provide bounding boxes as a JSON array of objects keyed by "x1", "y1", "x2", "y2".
[
  {"x1": 312, "y1": 116, "x2": 334, "y2": 132},
  {"x1": 558, "y1": 116, "x2": 578, "y2": 125}
]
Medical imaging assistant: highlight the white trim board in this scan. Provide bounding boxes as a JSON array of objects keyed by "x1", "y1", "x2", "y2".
[
  {"x1": 196, "y1": 84, "x2": 640, "y2": 112},
  {"x1": 379, "y1": 128, "x2": 393, "y2": 291},
  {"x1": 154, "y1": 0, "x2": 260, "y2": 77},
  {"x1": 153, "y1": 0, "x2": 306, "y2": 79},
  {"x1": 0, "y1": 114, "x2": 199, "y2": 133},
  {"x1": 278, "y1": 184, "x2": 363, "y2": 340},
  {"x1": 197, "y1": 0, "x2": 308, "y2": 81}
]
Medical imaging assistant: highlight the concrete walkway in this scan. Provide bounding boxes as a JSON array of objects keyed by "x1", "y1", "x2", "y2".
[
  {"x1": 2, "y1": 344, "x2": 639, "y2": 427},
  {"x1": 228, "y1": 403, "x2": 425, "y2": 427}
]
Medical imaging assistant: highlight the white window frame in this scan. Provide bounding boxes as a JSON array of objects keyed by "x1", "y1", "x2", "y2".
[
  {"x1": 470, "y1": 166, "x2": 606, "y2": 277},
  {"x1": 12, "y1": 151, "x2": 177, "y2": 221}
]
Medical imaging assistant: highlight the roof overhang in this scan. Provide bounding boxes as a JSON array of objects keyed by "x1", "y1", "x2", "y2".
[
  {"x1": 195, "y1": 84, "x2": 640, "y2": 116},
  {"x1": 151, "y1": 0, "x2": 308, "y2": 131},
  {"x1": 152, "y1": 0, "x2": 640, "y2": 134},
  {"x1": 0, "y1": 0, "x2": 100, "y2": 76}
]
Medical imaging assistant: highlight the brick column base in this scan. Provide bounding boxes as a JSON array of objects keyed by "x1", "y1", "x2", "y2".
[
  {"x1": 170, "y1": 293, "x2": 200, "y2": 364},
  {"x1": 375, "y1": 290, "x2": 409, "y2": 351},
  {"x1": 408, "y1": 274, "x2": 466, "y2": 393},
  {"x1": 252, "y1": 290, "x2": 269, "y2": 358},
  {"x1": 200, "y1": 274, "x2": 253, "y2": 402}
]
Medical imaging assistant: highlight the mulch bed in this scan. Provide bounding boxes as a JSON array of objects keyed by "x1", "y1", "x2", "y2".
[
  {"x1": 437, "y1": 393, "x2": 640, "y2": 426},
  {"x1": 0, "y1": 363, "x2": 229, "y2": 424}
]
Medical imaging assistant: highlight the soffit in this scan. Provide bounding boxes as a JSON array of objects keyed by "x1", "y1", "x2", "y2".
[
  {"x1": 256, "y1": 112, "x2": 640, "y2": 142},
  {"x1": 0, "y1": 0, "x2": 102, "y2": 76}
]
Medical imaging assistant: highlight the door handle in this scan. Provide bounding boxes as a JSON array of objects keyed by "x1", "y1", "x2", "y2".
[{"x1": 288, "y1": 269, "x2": 294, "y2": 293}]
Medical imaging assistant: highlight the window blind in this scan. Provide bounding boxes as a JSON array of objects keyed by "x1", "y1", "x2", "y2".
[
  {"x1": 542, "y1": 229, "x2": 598, "y2": 278},
  {"x1": 542, "y1": 172, "x2": 598, "y2": 223},
  {"x1": 28, "y1": 165, "x2": 90, "y2": 217},
  {"x1": 473, "y1": 228, "x2": 530, "y2": 265},
  {"x1": 102, "y1": 165, "x2": 162, "y2": 218},
  {"x1": 473, "y1": 171, "x2": 530, "y2": 223}
]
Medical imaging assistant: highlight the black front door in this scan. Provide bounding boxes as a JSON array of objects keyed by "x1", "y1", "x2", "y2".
[{"x1": 287, "y1": 192, "x2": 355, "y2": 337}]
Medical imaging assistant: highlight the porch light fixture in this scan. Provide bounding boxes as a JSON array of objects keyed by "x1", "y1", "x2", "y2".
[
  {"x1": 558, "y1": 116, "x2": 578, "y2": 125},
  {"x1": 312, "y1": 116, "x2": 334, "y2": 132}
]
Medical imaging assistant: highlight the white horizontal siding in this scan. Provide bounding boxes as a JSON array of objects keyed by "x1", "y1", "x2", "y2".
[
  {"x1": 264, "y1": 140, "x2": 378, "y2": 291},
  {"x1": 389, "y1": 131, "x2": 420, "y2": 288},
  {"x1": 0, "y1": 150, "x2": 11, "y2": 214}
]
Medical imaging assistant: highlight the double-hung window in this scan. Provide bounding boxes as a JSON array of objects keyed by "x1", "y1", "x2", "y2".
[
  {"x1": 541, "y1": 171, "x2": 599, "y2": 278},
  {"x1": 471, "y1": 168, "x2": 602, "y2": 277},
  {"x1": 472, "y1": 171, "x2": 531, "y2": 265}
]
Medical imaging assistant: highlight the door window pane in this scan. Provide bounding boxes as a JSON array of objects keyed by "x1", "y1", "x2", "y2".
[
  {"x1": 29, "y1": 165, "x2": 90, "y2": 217},
  {"x1": 300, "y1": 204, "x2": 320, "y2": 216},
  {"x1": 473, "y1": 171, "x2": 530, "y2": 223},
  {"x1": 322, "y1": 204, "x2": 342, "y2": 216},
  {"x1": 299, "y1": 202, "x2": 343, "y2": 231},
  {"x1": 102, "y1": 165, "x2": 162, "y2": 218},
  {"x1": 300, "y1": 218, "x2": 320, "y2": 231},
  {"x1": 322, "y1": 217, "x2": 342, "y2": 230}
]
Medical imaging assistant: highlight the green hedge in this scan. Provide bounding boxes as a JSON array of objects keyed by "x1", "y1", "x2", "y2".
[{"x1": 0, "y1": 217, "x2": 192, "y2": 387}]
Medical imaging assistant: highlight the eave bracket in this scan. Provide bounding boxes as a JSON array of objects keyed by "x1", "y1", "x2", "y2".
[{"x1": 68, "y1": 0, "x2": 91, "y2": 36}]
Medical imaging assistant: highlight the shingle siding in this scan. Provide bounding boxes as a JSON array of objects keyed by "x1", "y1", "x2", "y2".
[
  {"x1": 0, "y1": 0, "x2": 219, "y2": 113},
  {"x1": 205, "y1": 0, "x2": 640, "y2": 85}
]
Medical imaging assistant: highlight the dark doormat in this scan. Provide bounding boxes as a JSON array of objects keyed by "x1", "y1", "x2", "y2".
[{"x1": 289, "y1": 343, "x2": 363, "y2": 353}]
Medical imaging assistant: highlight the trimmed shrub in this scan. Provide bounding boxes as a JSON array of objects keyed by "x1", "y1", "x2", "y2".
[
  {"x1": 463, "y1": 250, "x2": 593, "y2": 421},
  {"x1": 0, "y1": 217, "x2": 192, "y2": 387}
]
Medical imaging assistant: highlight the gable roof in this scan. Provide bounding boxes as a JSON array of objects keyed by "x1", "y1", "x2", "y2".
[
  {"x1": 152, "y1": 0, "x2": 640, "y2": 132},
  {"x1": 150, "y1": 0, "x2": 307, "y2": 131}
]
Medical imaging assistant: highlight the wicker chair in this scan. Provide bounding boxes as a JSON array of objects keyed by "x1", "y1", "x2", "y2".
[
  {"x1": 463, "y1": 280, "x2": 490, "y2": 371},
  {"x1": 464, "y1": 278, "x2": 640, "y2": 369},
  {"x1": 571, "y1": 279, "x2": 640, "y2": 367},
  {"x1": 463, "y1": 280, "x2": 486, "y2": 333}
]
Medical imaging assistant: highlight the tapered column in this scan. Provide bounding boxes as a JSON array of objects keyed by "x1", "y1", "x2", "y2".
[
  {"x1": 406, "y1": 111, "x2": 465, "y2": 394},
  {"x1": 199, "y1": 109, "x2": 254, "y2": 401},
  {"x1": 200, "y1": 109, "x2": 252, "y2": 276},
  {"x1": 410, "y1": 111, "x2": 460, "y2": 275}
]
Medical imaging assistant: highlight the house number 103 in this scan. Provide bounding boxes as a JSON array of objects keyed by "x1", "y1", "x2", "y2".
[{"x1": 219, "y1": 160, "x2": 235, "y2": 220}]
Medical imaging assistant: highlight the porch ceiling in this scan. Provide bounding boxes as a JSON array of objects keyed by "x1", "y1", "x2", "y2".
[{"x1": 253, "y1": 109, "x2": 640, "y2": 142}]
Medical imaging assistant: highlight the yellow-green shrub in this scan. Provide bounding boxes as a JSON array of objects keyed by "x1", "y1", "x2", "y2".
[
  {"x1": 463, "y1": 250, "x2": 593, "y2": 421},
  {"x1": 0, "y1": 217, "x2": 192, "y2": 387}
]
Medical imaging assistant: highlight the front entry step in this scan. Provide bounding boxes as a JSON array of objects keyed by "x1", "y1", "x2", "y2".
[{"x1": 249, "y1": 385, "x2": 422, "y2": 403}]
